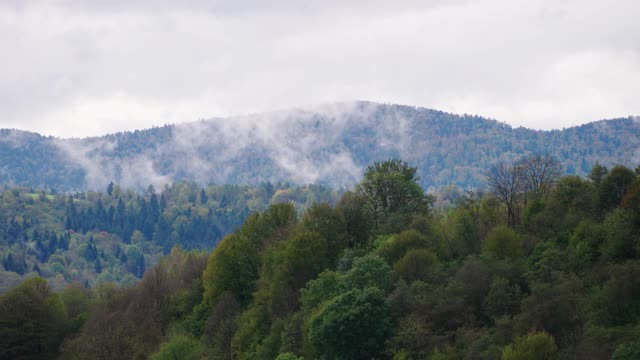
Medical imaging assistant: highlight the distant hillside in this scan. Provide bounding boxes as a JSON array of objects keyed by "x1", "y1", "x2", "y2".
[{"x1": 1, "y1": 101, "x2": 639, "y2": 191}]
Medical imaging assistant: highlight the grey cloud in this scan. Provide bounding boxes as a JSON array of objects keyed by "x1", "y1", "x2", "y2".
[{"x1": 1, "y1": 0, "x2": 639, "y2": 137}]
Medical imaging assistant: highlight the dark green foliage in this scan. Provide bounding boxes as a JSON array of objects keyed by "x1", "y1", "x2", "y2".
[
  {"x1": 0, "y1": 277, "x2": 67, "y2": 360},
  {"x1": 394, "y1": 248, "x2": 439, "y2": 283},
  {"x1": 482, "y1": 226, "x2": 523, "y2": 260},
  {"x1": 309, "y1": 287, "x2": 392, "y2": 360},
  {"x1": 342, "y1": 254, "x2": 395, "y2": 294},
  {"x1": 612, "y1": 340, "x2": 640, "y2": 360},
  {"x1": 598, "y1": 165, "x2": 636, "y2": 213}
]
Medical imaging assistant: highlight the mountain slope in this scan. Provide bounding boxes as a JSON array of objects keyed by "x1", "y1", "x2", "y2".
[{"x1": 1, "y1": 101, "x2": 638, "y2": 191}]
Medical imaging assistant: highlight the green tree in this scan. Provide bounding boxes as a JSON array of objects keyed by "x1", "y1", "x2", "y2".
[
  {"x1": 356, "y1": 159, "x2": 433, "y2": 233},
  {"x1": 587, "y1": 162, "x2": 608, "y2": 185},
  {"x1": 481, "y1": 226, "x2": 522, "y2": 260},
  {"x1": 376, "y1": 229, "x2": 431, "y2": 264},
  {"x1": 501, "y1": 332, "x2": 558, "y2": 360},
  {"x1": 275, "y1": 352, "x2": 304, "y2": 360},
  {"x1": 298, "y1": 203, "x2": 347, "y2": 266},
  {"x1": 149, "y1": 334, "x2": 206, "y2": 360},
  {"x1": 612, "y1": 340, "x2": 640, "y2": 360},
  {"x1": 309, "y1": 287, "x2": 392, "y2": 360},
  {"x1": 0, "y1": 277, "x2": 68, "y2": 360},
  {"x1": 342, "y1": 254, "x2": 395, "y2": 294},
  {"x1": 394, "y1": 249, "x2": 439, "y2": 284},
  {"x1": 484, "y1": 276, "x2": 522, "y2": 318},
  {"x1": 599, "y1": 165, "x2": 636, "y2": 213}
]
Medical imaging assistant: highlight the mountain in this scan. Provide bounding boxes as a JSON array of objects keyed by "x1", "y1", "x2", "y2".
[{"x1": 1, "y1": 101, "x2": 639, "y2": 191}]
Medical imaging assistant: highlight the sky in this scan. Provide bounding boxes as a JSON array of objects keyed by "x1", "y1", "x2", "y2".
[{"x1": 0, "y1": 0, "x2": 639, "y2": 138}]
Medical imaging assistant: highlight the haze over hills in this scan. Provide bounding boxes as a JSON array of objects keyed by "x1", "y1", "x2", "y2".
[{"x1": 1, "y1": 101, "x2": 639, "y2": 192}]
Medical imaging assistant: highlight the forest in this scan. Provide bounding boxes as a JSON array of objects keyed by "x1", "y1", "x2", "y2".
[
  {"x1": 2, "y1": 102, "x2": 639, "y2": 192},
  {"x1": 0, "y1": 181, "x2": 341, "y2": 292},
  {"x1": 1, "y1": 157, "x2": 640, "y2": 360}
]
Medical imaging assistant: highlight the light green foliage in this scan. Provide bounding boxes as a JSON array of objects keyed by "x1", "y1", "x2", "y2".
[
  {"x1": 150, "y1": 334, "x2": 206, "y2": 360},
  {"x1": 377, "y1": 229, "x2": 431, "y2": 264},
  {"x1": 202, "y1": 233, "x2": 261, "y2": 308},
  {"x1": 59, "y1": 281, "x2": 91, "y2": 333},
  {"x1": 267, "y1": 232, "x2": 328, "y2": 316},
  {"x1": 481, "y1": 226, "x2": 522, "y2": 260},
  {"x1": 501, "y1": 332, "x2": 558, "y2": 360},
  {"x1": 202, "y1": 203, "x2": 297, "y2": 307},
  {"x1": 356, "y1": 159, "x2": 434, "y2": 233},
  {"x1": 275, "y1": 352, "x2": 304, "y2": 360},
  {"x1": 309, "y1": 287, "x2": 392, "y2": 360}
]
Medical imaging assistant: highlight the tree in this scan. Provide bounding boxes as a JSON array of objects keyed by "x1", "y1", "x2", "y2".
[
  {"x1": 342, "y1": 254, "x2": 395, "y2": 294},
  {"x1": 298, "y1": 203, "x2": 347, "y2": 265},
  {"x1": 487, "y1": 161, "x2": 526, "y2": 227},
  {"x1": 394, "y1": 249, "x2": 439, "y2": 283},
  {"x1": 481, "y1": 226, "x2": 522, "y2": 260},
  {"x1": 356, "y1": 159, "x2": 433, "y2": 233},
  {"x1": 519, "y1": 154, "x2": 562, "y2": 200},
  {"x1": 484, "y1": 276, "x2": 522, "y2": 318},
  {"x1": 0, "y1": 277, "x2": 68, "y2": 360},
  {"x1": 376, "y1": 229, "x2": 431, "y2": 264},
  {"x1": 501, "y1": 332, "x2": 558, "y2": 360},
  {"x1": 588, "y1": 162, "x2": 608, "y2": 185},
  {"x1": 205, "y1": 291, "x2": 240, "y2": 360},
  {"x1": 149, "y1": 335, "x2": 206, "y2": 360},
  {"x1": 275, "y1": 353, "x2": 303, "y2": 360},
  {"x1": 336, "y1": 191, "x2": 371, "y2": 248},
  {"x1": 309, "y1": 287, "x2": 392, "y2": 360},
  {"x1": 599, "y1": 165, "x2": 636, "y2": 213},
  {"x1": 612, "y1": 340, "x2": 640, "y2": 360},
  {"x1": 267, "y1": 232, "x2": 328, "y2": 316}
]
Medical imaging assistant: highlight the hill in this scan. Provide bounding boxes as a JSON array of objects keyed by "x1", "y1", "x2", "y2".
[
  {"x1": 2, "y1": 159, "x2": 639, "y2": 359},
  {"x1": 2, "y1": 101, "x2": 638, "y2": 191}
]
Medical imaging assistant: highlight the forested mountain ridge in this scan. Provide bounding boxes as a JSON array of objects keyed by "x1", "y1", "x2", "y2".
[{"x1": 2, "y1": 101, "x2": 639, "y2": 191}]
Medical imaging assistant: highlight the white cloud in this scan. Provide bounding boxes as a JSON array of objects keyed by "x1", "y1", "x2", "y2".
[{"x1": 0, "y1": 0, "x2": 639, "y2": 137}]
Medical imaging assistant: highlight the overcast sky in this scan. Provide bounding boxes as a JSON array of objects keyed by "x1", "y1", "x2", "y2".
[{"x1": 1, "y1": 0, "x2": 639, "y2": 138}]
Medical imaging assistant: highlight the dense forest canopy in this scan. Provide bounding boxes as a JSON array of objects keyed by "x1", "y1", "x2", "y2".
[
  {"x1": 0, "y1": 182, "x2": 341, "y2": 292},
  {"x1": 1, "y1": 102, "x2": 639, "y2": 192},
  {"x1": 1, "y1": 157, "x2": 640, "y2": 359}
]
